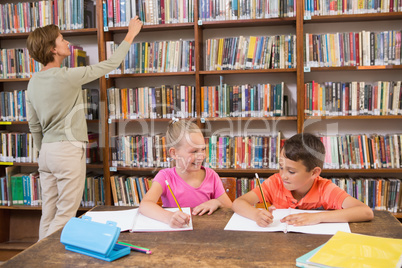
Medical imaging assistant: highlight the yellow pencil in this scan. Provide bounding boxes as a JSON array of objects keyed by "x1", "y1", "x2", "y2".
[
  {"x1": 165, "y1": 180, "x2": 182, "y2": 212},
  {"x1": 255, "y1": 173, "x2": 268, "y2": 211}
]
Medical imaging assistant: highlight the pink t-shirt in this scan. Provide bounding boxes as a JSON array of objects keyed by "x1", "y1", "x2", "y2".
[{"x1": 153, "y1": 167, "x2": 226, "y2": 208}]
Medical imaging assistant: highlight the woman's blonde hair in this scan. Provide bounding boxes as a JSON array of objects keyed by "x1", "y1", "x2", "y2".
[{"x1": 166, "y1": 120, "x2": 201, "y2": 149}]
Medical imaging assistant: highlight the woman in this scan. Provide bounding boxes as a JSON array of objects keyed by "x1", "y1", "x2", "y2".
[{"x1": 26, "y1": 17, "x2": 142, "y2": 240}]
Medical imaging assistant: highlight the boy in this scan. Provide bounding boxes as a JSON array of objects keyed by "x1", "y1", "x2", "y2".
[{"x1": 232, "y1": 133, "x2": 374, "y2": 227}]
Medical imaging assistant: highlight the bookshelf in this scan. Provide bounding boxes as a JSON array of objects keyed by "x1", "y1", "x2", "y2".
[
  {"x1": 0, "y1": 0, "x2": 102, "y2": 260},
  {"x1": 0, "y1": 0, "x2": 401, "y2": 260},
  {"x1": 101, "y1": 0, "x2": 401, "y2": 214},
  {"x1": 100, "y1": 0, "x2": 401, "y2": 217}
]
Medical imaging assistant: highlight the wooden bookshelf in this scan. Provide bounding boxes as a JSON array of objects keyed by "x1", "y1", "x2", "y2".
[{"x1": 102, "y1": 1, "x2": 401, "y2": 218}]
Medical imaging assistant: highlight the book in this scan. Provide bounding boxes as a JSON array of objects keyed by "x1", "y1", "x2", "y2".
[
  {"x1": 307, "y1": 231, "x2": 402, "y2": 268},
  {"x1": 224, "y1": 209, "x2": 351, "y2": 235},
  {"x1": 296, "y1": 244, "x2": 325, "y2": 268},
  {"x1": 75, "y1": 49, "x2": 87, "y2": 67},
  {"x1": 10, "y1": 173, "x2": 24, "y2": 205},
  {"x1": 85, "y1": 207, "x2": 193, "y2": 232},
  {"x1": 5, "y1": 166, "x2": 20, "y2": 206}
]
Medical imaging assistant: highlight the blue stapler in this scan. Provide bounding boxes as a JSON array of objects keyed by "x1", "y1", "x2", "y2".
[{"x1": 60, "y1": 216, "x2": 130, "y2": 262}]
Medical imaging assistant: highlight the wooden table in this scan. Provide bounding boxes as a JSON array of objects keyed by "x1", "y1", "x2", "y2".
[{"x1": 2, "y1": 207, "x2": 402, "y2": 267}]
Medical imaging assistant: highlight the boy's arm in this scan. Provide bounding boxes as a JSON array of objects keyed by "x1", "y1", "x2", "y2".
[
  {"x1": 281, "y1": 197, "x2": 374, "y2": 226},
  {"x1": 139, "y1": 182, "x2": 190, "y2": 228},
  {"x1": 336, "y1": 196, "x2": 374, "y2": 222},
  {"x1": 232, "y1": 191, "x2": 274, "y2": 227}
]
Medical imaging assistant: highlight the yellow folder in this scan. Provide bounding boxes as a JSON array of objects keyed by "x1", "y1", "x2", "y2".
[{"x1": 308, "y1": 231, "x2": 402, "y2": 268}]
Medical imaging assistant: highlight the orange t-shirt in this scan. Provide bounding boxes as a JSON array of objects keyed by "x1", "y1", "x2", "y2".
[{"x1": 252, "y1": 173, "x2": 350, "y2": 210}]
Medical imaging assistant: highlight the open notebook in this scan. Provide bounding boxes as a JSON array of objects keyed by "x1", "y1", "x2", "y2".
[
  {"x1": 224, "y1": 208, "x2": 350, "y2": 235},
  {"x1": 85, "y1": 207, "x2": 193, "y2": 232}
]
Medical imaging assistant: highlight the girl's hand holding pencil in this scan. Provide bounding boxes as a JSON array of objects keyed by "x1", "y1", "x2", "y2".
[
  {"x1": 169, "y1": 211, "x2": 191, "y2": 228},
  {"x1": 165, "y1": 180, "x2": 190, "y2": 228}
]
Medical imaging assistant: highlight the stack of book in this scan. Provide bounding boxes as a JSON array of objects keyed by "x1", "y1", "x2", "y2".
[{"x1": 296, "y1": 231, "x2": 402, "y2": 268}]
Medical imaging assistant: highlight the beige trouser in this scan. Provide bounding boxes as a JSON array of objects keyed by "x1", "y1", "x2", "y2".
[{"x1": 38, "y1": 141, "x2": 86, "y2": 240}]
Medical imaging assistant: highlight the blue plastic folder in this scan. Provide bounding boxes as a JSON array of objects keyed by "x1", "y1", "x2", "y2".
[{"x1": 60, "y1": 216, "x2": 130, "y2": 262}]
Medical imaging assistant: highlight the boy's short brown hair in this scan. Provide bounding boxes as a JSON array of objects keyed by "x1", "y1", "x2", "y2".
[
  {"x1": 27, "y1": 24, "x2": 60, "y2": 66},
  {"x1": 282, "y1": 133, "x2": 325, "y2": 171}
]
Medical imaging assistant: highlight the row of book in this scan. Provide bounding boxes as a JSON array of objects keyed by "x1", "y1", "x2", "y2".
[
  {"x1": 331, "y1": 177, "x2": 401, "y2": 213},
  {"x1": 304, "y1": 30, "x2": 402, "y2": 67},
  {"x1": 205, "y1": 134, "x2": 284, "y2": 169},
  {"x1": 0, "y1": 90, "x2": 28, "y2": 122},
  {"x1": 0, "y1": 44, "x2": 87, "y2": 79},
  {"x1": 304, "y1": 0, "x2": 402, "y2": 16},
  {"x1": 0, "y1": 0, "x2": 96, "y2": 34},
  {"x1": 107, "y1": 40, "x2": 195, "y2": 74},
  {"x1": 81, "y1": 173, "x2": 105, "y2": 207},
  {"x1": 111, "y1": 134, "x2": 170, "y2": 168},
  {"x1": 103, "y1": 0, "x2": 194, "y2": 27},
  {"x1": 0, "y1": 132, "x2": 99, "y2": 164},
  {"x1": 0, "y1": 88, "x2": 98, "y2": 122},
  {"x1": 0, "y1": 132, "x2": 38, "y2": 163},
  {"x1": 62, "y1": 44, "x2": 88, "y2": 68},
  {"x1": 201, "y1": 82, "x2": 287, "y2": 118},
  {"x1": 110, "y1": 133, "x2": 285, "y2": 169},
  {"x1": 82, "y1": 88, "x2": 100, "y2": 120},
  {"x1": 320, "y1": 134, "x2": 402, "y2": 169},
  {"x1": 0, "y1": 48, "x2": 40, "y2": 79},
  {"x1": 87, "y1": 132, "x2": 100, "y2": 164},
  {"x1": 109, "y1": 174, "x2": 402, "y2": 213},
  {"x1": 205, "y1": 35, "x2": 297, "y2": 71},
  {"x1": 0, "y1": 167, "x2": 105, "y2": 207},
  {"x1": 198, "y1": 0, "x2": 296, "y2": 21},
  {"x1": 107, "y1": 85, "x2": 196, "y2": 120},
  {"x1": 0, "y1": 170, "x2": 41, "y2": 206},
  {"x1": 304, "y1": 80, "x2": 402, "y2": 116},
  {"x1": 110, "y1": 175, "x2": 153, "y2": 206},
  {"x1": 110, "y1": 132, "x2": 402, "y2": 170},
  {"x1": 3, "y1": 171, "x2": 401, "y2": 213}
]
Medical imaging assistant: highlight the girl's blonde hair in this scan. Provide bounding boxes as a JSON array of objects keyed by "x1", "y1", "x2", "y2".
[{"x1": 166, "y1": 120, "x2": 202, "y2": 149}]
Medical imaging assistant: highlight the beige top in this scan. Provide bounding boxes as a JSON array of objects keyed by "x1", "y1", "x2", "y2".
[{"x1": 27, "y1": 40, "x2": 131, "y2": 150}]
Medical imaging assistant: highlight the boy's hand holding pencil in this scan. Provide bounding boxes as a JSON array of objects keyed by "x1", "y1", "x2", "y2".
[
  {"x1": 254, "y1": 209, "x2": 274, "y2": 227},
  {"x1": 254, "y1": 173, "x2": 274, "y2": 227}
]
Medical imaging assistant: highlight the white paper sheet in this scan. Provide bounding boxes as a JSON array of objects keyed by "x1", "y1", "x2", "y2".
[
  {"x1": 85, "y1": 207, "x2": 193, "y2": 232},
  {"x1": 224, "y1": 209, "x2": 351, "y2": 235}
]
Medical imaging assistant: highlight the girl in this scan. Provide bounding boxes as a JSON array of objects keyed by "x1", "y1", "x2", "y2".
[{"x1": 139, "y1": 120, "x2": 232, "y2": 228}]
